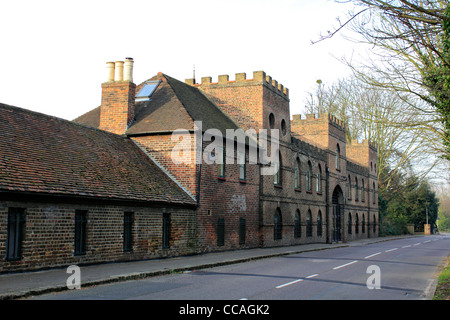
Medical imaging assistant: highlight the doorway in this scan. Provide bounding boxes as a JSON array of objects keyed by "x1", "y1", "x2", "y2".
[{"x1": 332, "y1": 186, "x2": 344, "y2": 242}]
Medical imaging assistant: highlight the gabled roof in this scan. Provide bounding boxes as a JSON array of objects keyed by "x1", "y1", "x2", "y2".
[
  {"x1": 74, "y1": 73, "x2": 240, "y2": 135},
  {"x1": 0, "y1": 103, "x2": 196, "y2": 206}
]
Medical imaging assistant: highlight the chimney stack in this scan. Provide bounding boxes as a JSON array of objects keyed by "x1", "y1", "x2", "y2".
[{"x1": 99, "y1": 58, "x2": 136, "y2": 135}]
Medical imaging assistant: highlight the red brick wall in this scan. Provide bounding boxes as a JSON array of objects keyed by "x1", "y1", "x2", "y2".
[
  {"x1": 99, "y1": 81, "x2": 136, "y2": 135},
  {"x1": 0, "y1": 201, "x2": 197, "y2": 273},
  {"x1": 196, "y1": 140, "x2": 260, "y2": 252},
  {"x1": 132, "y1": 134, "x2": 198, "y2": 197}
]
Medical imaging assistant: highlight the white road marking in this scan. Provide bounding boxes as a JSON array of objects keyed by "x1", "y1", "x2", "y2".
[
  {"x1": 385, "y1": 248, "x2": 398, "y2": 252},
  {"x1": 306, "y1": 273, "x2": 319, "y2": 278},
  {"x1": 276, "y1": 278, "x2": 304, "y2": 289},
  {"x1": 364, "y1": 252, "x2": 382, "y2": 259},
  {"x1": 413, "y1": 243, "x2": 421, "y2": 246},
  {"x1": 402, "y1": 245, "x2": 411, "y2": 248},
  {"x1": 333, "y1": 260, "x2": 358, "y2": 270}
]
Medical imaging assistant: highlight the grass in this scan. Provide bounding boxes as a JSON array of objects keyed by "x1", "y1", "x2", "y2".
[{"x1": 433, "y1": 257, "x2": 450, "y2": 300}]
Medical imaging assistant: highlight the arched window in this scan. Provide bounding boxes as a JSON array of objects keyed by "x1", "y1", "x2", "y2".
[
  {"x1": 373, "y1": 214, "x2": 377, "y2": 233},
  {"x1": 294, "y1": 210, "x2": 301, "y2": 238},
  {"x1": 274, "y1": 208, "x2": 282, "y2": 240},
  {"x1": 273, "y1": 151, "x2": 282, "y2": 186},
  {"x1": 347, "y1": 175, "x2": 352, "y2": 199},
  {"x1": 355, "y1": 177, "x2": 359, "y2": 201},
  {"x1": 362, "y1": 214, "x2": 366, "y2": 233},
  {"x1": 306, "y1": 210, "x2": 313, "y2": 237},
  {"x1": 269, "y1": 113, "x2": 275, "y2": 129},
  {"x1": 348, "y1": 213, "x2": 352, "y2": 235},
  {"x1": 317, "y1": 210, "x2": 322, "y2": 237},
  {"x1": 361, "y1": 179, "x2": 365, "y2": 202},
  {"x1": 316, "y1": 164, "x2": 322, "y2": 193},
  {"x1": 335, "y1": 144, "x2": 340, "y2": 170},
  {"x1": 306, "y1": 161, "x2": 312, "y2": 192},
  {"x1": 373, "y1": 182, "x2": 376, "y2": 203},
  {"x1": 355, "y1": 213, "x2": 359, "y2": 234},
  {"x1": 294, "y1": 158, "x2": 301, "y2": 190}
]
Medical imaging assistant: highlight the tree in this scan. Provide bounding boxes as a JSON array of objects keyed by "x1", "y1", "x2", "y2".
[
  {"x1": 305, "y1": 75, "x2": 440, "y2": 194},
  {"x1": 315, "y1": 0, "x2": 450, "y2": 160}
]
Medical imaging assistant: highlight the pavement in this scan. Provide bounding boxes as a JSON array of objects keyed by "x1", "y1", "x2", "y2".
[{"x1": 0, "y1": 235, "x2": 421, "y2": 300}]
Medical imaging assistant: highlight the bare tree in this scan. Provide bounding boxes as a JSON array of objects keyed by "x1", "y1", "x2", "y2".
[
  {"x1": 305, "y1": 75, "x2": 442, "y2": 193},
  {"x1": 314, "y1": 0, "x2": 450, "y2": 160}
]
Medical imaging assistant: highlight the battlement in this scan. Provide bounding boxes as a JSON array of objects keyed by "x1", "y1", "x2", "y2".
[
  {"x1": 291, "y1": 112, "x2": 346, "y2": 132},
  {"x1": 349, "y1": 139, "x2": 377, "y2": 152},
  {"x1": 185, "y1": 71, "x2": 289, "y2": 99}
]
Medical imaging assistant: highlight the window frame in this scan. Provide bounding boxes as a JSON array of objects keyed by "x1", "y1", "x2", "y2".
[
  {"x1": 74, "y1": 210, "x2": 88, "y2": 256},
  {"x1": 6, "y1": 208, "x2": 25, "y2": 261},
  {"x1": 123, "y1": 212, "x2": 134, "y2": 252}
]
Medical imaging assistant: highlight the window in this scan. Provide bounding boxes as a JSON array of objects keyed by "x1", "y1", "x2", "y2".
[
  {"x1": 238, "y1": 151, "x2": 246, "y2": 181},
  {"x1": 362, "y1": 214, "x2": 366, "y2": 234},
  {"x1": 294, "y1": 210, "x2": 301, "y2": 238},
  {"x1": 347, "y1": 175, "x2": 351, "y2": 199},
  {"x1": 306, "y1": 210, "x2": 313, "y2": 237},
  {"x1": 135, "y1": 80, "x2": 160, "y2": 102},
  {"x1": 355, "y1": 177, "x2": 359, "y2": 201},
  {"x1": 274, "y1": 208, "x2": 282, "y2": 240},
  {"x1": 273, "y1": 152, "x2": 282, "y2": 186},
  {"x1": 373, "y1": 182, "x2": 376, "y2": 203},
  {"x1": 217, "y1": 218, "x2": 225, "y2": 246},
  {"x1": 239, "y1": 218, "x2": 246, "y2": 245},
  {"x1": 163, "y1": 213, "x2": 171, "y2": 249},
  {"x1": 306, "y1": 161, "x2": 312, "y2": 192},
  {"x1": 373, "y1": 215, "x2": 377, "y2": 233},
  {"x1": 7, "y1": 208, "x2": 25, "y2": 261},
  {"x1": 74, "y1": 210, "x2": 87, "y2": 255},
  {"x1": 269, "y1": 113, "x2": 275, "y2": 129},
  {"x1": 335, "y1": 144, "x2": 340, "y2": 170},
  {"x1": 316, "y1": 164, "x2": 322, "y2": 193},
  {"x1": 361, "y1": 179, "x2": 365, "y2": 202},
  {"x1": 281, "y1": 119, "x2": 287, "y2": 136},
  {"x1": 123, "y1": 212, "x2": 133, "y2": 252},
  {"x1": 294, "y1": 158, "x2": 301, "y2": 190},
  {"x1": 355, "y1": 214, "x2": 359, "y2": 234},
  {"x1": 348, "y1": 213, "x2": 352, "y2": 235},
  {"x1": 217, "y1": 146, "x2": 225, "y2": 178},
  {"x1": 317, "y1": 211, "x2": 322, "y2": 237}
]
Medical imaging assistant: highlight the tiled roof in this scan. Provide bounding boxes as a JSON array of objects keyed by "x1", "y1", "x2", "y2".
[
  {"x1": 0, "y1": 103, "x2": 196, "y2": 206},
  {"x1": 74, "y1": 73, "x2": 240, "y2": 134}
]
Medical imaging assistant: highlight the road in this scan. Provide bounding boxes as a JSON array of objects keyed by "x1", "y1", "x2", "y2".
[{"x1": 29, "y1": 234, "x2": 449, "y2": 300}]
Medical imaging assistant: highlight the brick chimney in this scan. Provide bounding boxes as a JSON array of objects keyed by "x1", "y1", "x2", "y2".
[{"x1": 99, "y1": 58, "x2": 136, "y2": 135}]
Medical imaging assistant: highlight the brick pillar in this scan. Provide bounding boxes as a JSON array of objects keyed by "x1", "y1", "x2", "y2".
[{"x1": 99, "y1": 81, "x2": 136, "y2": 135}]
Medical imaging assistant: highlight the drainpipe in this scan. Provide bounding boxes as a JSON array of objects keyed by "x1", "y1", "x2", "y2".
[{"x1": 325, "y1": 165, "x2": 330, "y2": 244}]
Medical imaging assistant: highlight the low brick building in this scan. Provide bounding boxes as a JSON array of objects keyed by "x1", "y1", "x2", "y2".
[{"x1": 0, "y1": 59, "x2": 378, "y2": 272}]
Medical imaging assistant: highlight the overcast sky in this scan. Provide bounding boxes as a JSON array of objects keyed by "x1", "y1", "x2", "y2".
[{"x1": 0, "y1": 0, "x2": 363, "y2": 120}]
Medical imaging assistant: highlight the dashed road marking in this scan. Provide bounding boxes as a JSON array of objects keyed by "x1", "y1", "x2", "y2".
[
  {"x1": 385, "y1": 248, "x2": 398, "y2": 252},
  {"x1": 364, "y1": 252, "x2": 381, "y2": 259},
  {"x1": 333, "y1": 260, "x2": 358, "y2": 270},
  {"x1": 276, "y1": 278, "x2": 304, "y2": 289}
]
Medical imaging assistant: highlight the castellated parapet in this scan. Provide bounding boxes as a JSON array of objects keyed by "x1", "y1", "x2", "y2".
[
  {"x1": 185, "y1": 71, "x2": 289, "y2": 101},
  {"x1": 292, "y1": 113, "x2": 346, "y2": 133}
]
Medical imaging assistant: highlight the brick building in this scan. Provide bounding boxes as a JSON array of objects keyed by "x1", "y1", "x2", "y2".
[{"x1": 0, "y1": 59, "x2": 378, "y2": 272}]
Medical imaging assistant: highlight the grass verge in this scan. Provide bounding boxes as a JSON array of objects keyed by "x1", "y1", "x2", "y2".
[{"x1": 433, "y1": 257, "x2": 450, "y2": 300}]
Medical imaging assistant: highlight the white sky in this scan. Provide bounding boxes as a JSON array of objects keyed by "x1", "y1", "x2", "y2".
[{"x1": 0, "y1": 0, "x2": 363, "y2": 121}]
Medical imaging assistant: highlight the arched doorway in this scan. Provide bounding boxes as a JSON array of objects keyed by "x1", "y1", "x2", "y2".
[{"x1": 332, "y1": 186, "x2": 344, "y2": 242}]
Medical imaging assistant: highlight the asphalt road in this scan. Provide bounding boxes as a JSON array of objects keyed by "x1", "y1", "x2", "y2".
[{"x1": 29, "y1": 234, "x2": 449, "y2": 300}]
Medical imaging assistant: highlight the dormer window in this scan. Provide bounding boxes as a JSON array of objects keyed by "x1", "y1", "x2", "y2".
[{"x1": 135, "y1": 80, "x2": 160, "y2": 102}]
